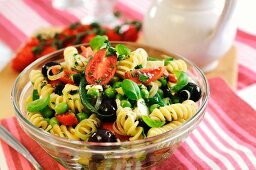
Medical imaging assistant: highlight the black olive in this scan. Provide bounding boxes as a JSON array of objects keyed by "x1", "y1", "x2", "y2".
[
  {"x1": 177, "y1": 82, "x2": 201, "y2": 102},
  {"x1": 88, "y1": 129, "x2": 117, "y2": 142},
  {"x1": 162, "y1": 86, "x2": 173, "y2": 98},
  {"x1": 138, "y1": 119, "x2": 150, "y2": 135},
  {"x1": 41, "y1": 62, "x2": 60, "y2": 77},
  {"x1": 98, "y1": 99, "x2": 117, "y2": 122}
]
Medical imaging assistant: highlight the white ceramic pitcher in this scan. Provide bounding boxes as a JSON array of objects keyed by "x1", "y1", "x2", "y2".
[{"x1": 143, "y1": 0, "x2": 237, "y2": 72}]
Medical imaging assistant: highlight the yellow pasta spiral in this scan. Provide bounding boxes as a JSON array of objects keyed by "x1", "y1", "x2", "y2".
[
  {"x1": 40, "y1": 84, "x2": 54, "y2": 98},
  {"x1": 165, "y1": 59, "x2": 187, "y2": 73},
  {"x1": 75, "y1": 114, "x2": 101, "y2": 141},
  {"x1": 116, "y1": 57, "x2": 135, "y2": 77},
  {"x1": 64, "y1": 46, "x2": 87, "y2": 72},
  {"x1": 147, "y1": 119, "x2": 186, "y2": 137},
  {"x1": 130, "y1": 48, "x2": 148, "y2": 68},
  {"x1": 50, "y1": 124, "x2": 79, "y2": 140},
  {"x1": 49, "y1": 93, "x2": 65, "y2": 110},
  {"x1": 113, "y1": 107, "x2": 143, "y2": 141},
  {"x1": 62, "y1": 84, "x2": 84, "y2": 113},
  {"x1": 27, "y1": 112, "x2": 48, "y2": 130},
  {"x1": 149, "y1": 100, "x2": 198, "y2": 122},
  {"x1": 29, "y1": 70, "x2": 48, "y2": 96}
]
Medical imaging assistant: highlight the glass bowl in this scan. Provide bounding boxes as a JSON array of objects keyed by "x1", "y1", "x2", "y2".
[{"x1": 12, "y1": 42, "x2": 209, "y2": 169}]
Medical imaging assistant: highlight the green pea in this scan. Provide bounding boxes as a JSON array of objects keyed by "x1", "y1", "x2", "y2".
[
  {"x1": 157, "y1": 89, "x2": 164, "y2": 98},
  {"x1": 41, "y1": 106, "x2": 54, "y2": 118},
  {"x1": 121, "y1": 100, "x2": 132, "y2": 108},
  {"x1": 76, "y1": 112, "x2": 89, "y2": 122},
  {"x1": 87, "y1": 87, "x2": 99, "y2": 97},
  {"x1": 104, "y1": 87, "x2": 116, "y2": 98},
  {"x1": 49, "y1": 117, "x2": 60, "y2": 126},
  {"x1": 54, "y1": 102, "x2": 68, "y2": 114},
  {"x1": 149, "y1": 104, "x2": 160, "y2": 113},
  {"x1": 141, "y1": 88, "x2": 149, "y2": 99},
  {"x1": 159, "y1": 77, "x2": 167, "y2": 87},
  {"x1": 113, "y1": 82, "x2": 122, "y2": 89},
  {"x1": 163, "y1": 97, "x2": 171, "y2": 105}
]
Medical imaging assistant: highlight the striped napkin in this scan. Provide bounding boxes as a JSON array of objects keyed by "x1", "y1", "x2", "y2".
[{"x1": 1, "y1": 77, "x2": 255, "y2": 170}]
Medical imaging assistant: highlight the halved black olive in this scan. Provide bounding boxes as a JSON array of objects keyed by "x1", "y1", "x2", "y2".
[
  {"x1": 176, "y1": 82, "x2": 201, "y2": 102},
  {"x1": 98, "y1": 98, "x2": 117, "y2": 122},
  {"x1": 88, "y1": 129, "x2": 117, "y2": 142},
  {"x1": 41, "y1": 61, "x2": 60, "y2": 77}
]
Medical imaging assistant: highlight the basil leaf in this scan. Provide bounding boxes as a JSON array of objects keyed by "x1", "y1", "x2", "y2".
[
  {"x1": 171, "y1": 71, "x2": 188, "y2": 92},
  {"x1": 27, "y1": 95, "x2": 50, "y2": 112},
  {"x1": 141, "y1": 116, "x2": 165, "y2": 128},
  {"x1": 139, "y1": 74, "x2": 149, "y2": 83},
  {"x1": 121, "y1": 79, "x2": 141, "y2": 100},
  {"x1": 89, "y1": 35, "x2": 108, "y2": 51},
  {"x1": 115, "y1": 44, "x2": 131, "y2": 56}
]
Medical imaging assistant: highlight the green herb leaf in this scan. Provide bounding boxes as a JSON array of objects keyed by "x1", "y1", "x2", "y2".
[
  {"x1": 135, "y1": 64, "x2": 143, "y2": 69},
  {"x1": 139, "y1": 74, "x2": 149, "y2": 83},
  {"x1": 121, "y1": 79, "x2": 141, "y2": 100},
  {"x1": 141, "y1": 116, "x2": 165, "y2": 128},
  {"x1": 89, "y1": 35, "x2": 108, "y2": 51},
  {"x1": 32, "y1": 89, "x2": 39, "y2": 101},
  {"x1": 171, "y1": 71, "x2": 188, "y2": 92},
  {"x1": 115, "y1": 44, "x2": 130, "y2": 56},
  {"x1": 164, "y1": 57, "x2": 174, "y2": 66},
  {"x1": 27, "y1": 95, "x2": 50, "y2": 112}
]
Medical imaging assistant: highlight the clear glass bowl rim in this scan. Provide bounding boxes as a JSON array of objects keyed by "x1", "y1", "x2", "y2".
[{"x1": 12, "y1": 42, "x2": 210, "y2": 148}]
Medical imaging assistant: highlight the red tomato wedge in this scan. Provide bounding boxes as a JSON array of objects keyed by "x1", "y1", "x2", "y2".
[
  {"x1": 85, "y1": 49, "x2": 117, "y2": 85},
  {"x1": 125, "y1": 66, "x2": 165, "y2": 84},
  {"x1": 80, "y1": 46, "x2": 93, "y2": 59},
  {"x1": 101, "y1": 122, "x2": 130, "y2": 141},
  {"x1": 52, "y1": 67, "x2": 77, "y2": 84},
  {"x1": 56, "y1": 112, "x2": 78, "y2": 126}
]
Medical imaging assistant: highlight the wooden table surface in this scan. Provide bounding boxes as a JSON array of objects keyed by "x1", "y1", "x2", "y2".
[{"x1": 0, "y1": 46, "x2": 237, "y2": 119}]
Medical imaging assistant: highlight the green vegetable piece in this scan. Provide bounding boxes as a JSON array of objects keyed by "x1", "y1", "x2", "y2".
[
  {"x1": 147, "y1": 57, "x2": 160, "y2": 61},
  {"x1": 149, "y1": 93, "x2": 165, "y2": 106},
  {"x1": 116, "y1": 94, "x2": 125, "y2": 100},
  {"x1": 135, "y1": 64, "x2": 143, "y2": 69},
  {"x1": 79, "y1": 77, "x2": 99, "y2": 114},
  {"x1": 117, "y1": 54, "x2": 126, "y2": 61},
  {"x1": 172, "y1": 71, "x2": 188, "y2": 93},
  {"x1": 157, "y1": 89, "x2": 164, "y2": 98},
  {"x1": 87, "y1": 87, "x2": 99, "y2": 97},
  {"x1": 32, "y1": 89, "x2": 39, "y2": 101},
  {"x1": 141, "y1": 116, "x2": 165, "y2": 128},
  {"x1": 89, "y1": 35, "x2": 108, "y2": 51},
  {"x1": 139, "y1": 74, "x2": 149, "y2": 83},
  {"x1": 158, "y1": 77, "x2": 167, "y2": 87},
  {"x1": 54, "y1": 102, "x2": 68, "y2": 114},
  {"x1": 49, "y1": 117, "x2": 60, "y2": 126},
  {"x1": 149, "y1": 104, "x2": 160, "y2": 113},
  {"x1": 113, "y1": 81, "x2": 122, "y2": 89},
  {"x1": 104, "y1": 87, "x2": 116, "y2": 98},
  {"x1": 72, "y1": 73, "x2": 81, "y2": 84},
  {"x1": 76, "y1": 112, "x2": 89, "y2": 122},
  {"x1": 121, "y1": 79, "x2": 141, "y2": 100},
  {"x1": 164, "y1": 57, "x2": 174, "y2": 66},
  {"x1": 141, "y1": 88, "x2": 149, "y2": 99},
  {"x1": 121, "y1": 100, "x2": 132, "y2": 108},
  {"x1": 41, "y1": 106, "x2": 54, "y2": 118},
  {"x1": 27, "y1": 95, "x2": 50, "y2": 112},
  {"x1": 115, "y1": 44, "x2": 131, "y2": 56}
]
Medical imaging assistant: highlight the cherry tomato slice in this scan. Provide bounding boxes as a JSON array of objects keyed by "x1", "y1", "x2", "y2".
[
  {"x1": 56, "y1": 112, "x2": 78, "y2": 126},
  {"x1": 85, "y1": 49, "x2": 117, "y2": 85},
  {"x1": 101, "y1": 122, "x2": 130, "y2": 141},
  {"x1": 125, "y1": 66, "x2": 165, "y2": 85}
]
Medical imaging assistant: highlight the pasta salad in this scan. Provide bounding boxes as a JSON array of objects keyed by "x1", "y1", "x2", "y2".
[{"x1": 26, "y1": 35, "x2": 202, "y2": 142}]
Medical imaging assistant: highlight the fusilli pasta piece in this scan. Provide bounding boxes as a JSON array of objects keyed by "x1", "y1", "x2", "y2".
[
  {"x1": 49, "y1": 93, "x2": 65, "y2": 110},
  {"x1": 165, "y1": 59, "x2": 187, "y2": 73},
  {"x1": 116, "y1": 57, "x2": 135, "y2": 77},
  {"x1": 64, "y1": 46, "x2": 87, "y2": 72},
  {"x1": 29, "y1": 70, "x2": 48, "y2": 96},
  {"x1": 75, "y1": 114, "x2": 101, "y2": 141},
  {"x1": 147, "y1": 119, "x2": 186, "y2": 137},
  {"x1": 149, "y1": 100, "x2": 198, "y2": 122},
  {"x1": 62, "y1": 84, "x2": 84, "y2": 113},
  {"x1": 113, "y1": 106, "x2": 143, "y2": 141},
  {"x1": 50, "y1": 124, "x2": 79, "y2": 140},
  {"x1": 27, "y1": 112, "x2": 48, "y2": 130},
  {"x1": 130, "y1": 48, "x2": 148, "y2": 68}
]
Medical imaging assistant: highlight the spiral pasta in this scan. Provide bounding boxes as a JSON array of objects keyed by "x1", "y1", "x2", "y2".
[
  {"x1": 116, "y1": 56, "x2": 135, "y2": 77},
  {"x1": 75, "y1": 114, "x2": 101, "y2": 141},
  {"x1": 64, "y1": 46, "x2": 87, "y2": 72},
  {"x1": 27, "y1": 112, "x2": 48, "y2": 130},
  {"x1": 113, "y1": 106, "x2": 143, "y2": 141},
  {"x1": 49, "y1": 93, "x2": 65, "y2": 110},
  {"x1": 62, "y1": 84, "x2": 84, "y2": 113},
  {"x1": 165, "y1": 59, "x2": 187, "y2": 73},
  {"x1": 149, "y1": 100, "x2": 198, "y2": 122},
  {"x1": 147, "y1": 119, "x2": 186, "y2": 137},
  {"x1": 50, "y1": 124, "x2": 79, "y2": 140},
  {"x1": 29, "y1": 70, "x2": 49, "y2": 96}
]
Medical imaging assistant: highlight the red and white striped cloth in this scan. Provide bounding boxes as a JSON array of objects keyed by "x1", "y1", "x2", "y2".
[{"x1": 0, "y1": 0, "x2": 256, "y2": 169}]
